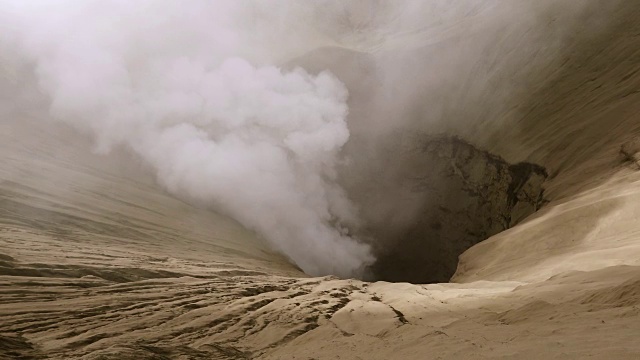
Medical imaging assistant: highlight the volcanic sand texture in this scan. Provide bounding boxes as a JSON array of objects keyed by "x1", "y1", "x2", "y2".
[{"x1": 3, "y1": 2, "x2": 640, "y2": 359}]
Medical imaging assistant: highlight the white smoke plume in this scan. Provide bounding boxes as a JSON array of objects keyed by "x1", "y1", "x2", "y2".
[
  {"x1": 1, "y1": 1, "x2": 614, "y2": 279},
  {"x1": 1, "y1": 1, "x2": 373, "y2": 277}
]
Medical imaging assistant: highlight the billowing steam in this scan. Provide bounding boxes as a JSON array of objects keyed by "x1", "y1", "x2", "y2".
[
  {"x1": 1, "y1": 1, "x2": 373, "y2": 277},
  {"x1": 0, "y1": 0, "x2": 614, "y2": 279}
]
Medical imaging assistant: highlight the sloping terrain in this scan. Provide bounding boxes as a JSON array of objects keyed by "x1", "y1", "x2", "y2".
[
  {"x1": 3, "y1": 2, "x2": 640, "y2": 359},
  {"x1": 362, "y1": 135, "x2": 548, "y2": 283}
]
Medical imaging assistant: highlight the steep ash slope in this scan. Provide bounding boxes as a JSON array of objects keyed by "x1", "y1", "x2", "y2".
[
  {"x1": 2, "y1": 1, "x2": 640, "y2": 359},
  {"x1": 451, "y1": 2, "x2": 640, "y2": 283}
]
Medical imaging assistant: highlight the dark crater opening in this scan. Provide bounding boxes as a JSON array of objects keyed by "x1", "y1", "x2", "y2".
[{"x1": 343, "y1": 134, "x2": 548, "y2": 284}]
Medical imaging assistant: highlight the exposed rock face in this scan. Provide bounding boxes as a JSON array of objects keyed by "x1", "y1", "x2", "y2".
[
  {"x1": 620, "y1": 138, "x2": 640, "y2": 169},
  {"x1": 368, "y1": 135, "x2": 547, "y2": 283}
]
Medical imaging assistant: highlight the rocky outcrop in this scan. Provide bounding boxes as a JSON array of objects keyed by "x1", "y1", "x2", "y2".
[
  {"x1": 620, "y1": 138, "x2": 640, "y2": 169},
  {"x1": 367, "y1": 135, "x2": 547, "y2": 283}
]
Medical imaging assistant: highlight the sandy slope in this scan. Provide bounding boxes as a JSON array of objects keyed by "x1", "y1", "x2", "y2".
[{"x1": 3, "y1": 2, "x2": 640, "y2": 359}]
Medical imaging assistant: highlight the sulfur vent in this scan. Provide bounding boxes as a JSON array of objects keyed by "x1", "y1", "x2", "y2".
[{"x1": 367, "y1": 135, "x2": 548, "y2": 283}]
